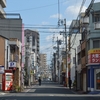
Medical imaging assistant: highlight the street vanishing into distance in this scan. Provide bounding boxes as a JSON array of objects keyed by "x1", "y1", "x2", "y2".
[{"x1": 0, "y1": 80, "x2": 100, "y2": 100}]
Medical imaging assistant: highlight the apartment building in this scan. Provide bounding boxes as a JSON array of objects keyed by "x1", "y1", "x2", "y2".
[
  {"x1": 39, "y1": 54, "x2": 47, "y2": 78},
  {"x1": 40, "y1": 54, "x2": 47, "y2": 68},
  {"x1": 86, "y1": 2, "x2": 100, "y2": 92},
  {"x1": 0, "y1": 0, "x2": 6, "y2": 18},
  {"x1": 24, "y1": 29, "x2": 40, "y2": 85},
  {"x1": 76, "y1": 15, "x2": 88, "y2": 92},
  {"x1": 77, "y1": 2, "x2": 100, "y2": 92}
]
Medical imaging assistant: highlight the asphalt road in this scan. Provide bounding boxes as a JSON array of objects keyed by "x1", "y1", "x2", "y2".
[{"x1": 0, "y1": 81, "x2": 100, "y2": 100}]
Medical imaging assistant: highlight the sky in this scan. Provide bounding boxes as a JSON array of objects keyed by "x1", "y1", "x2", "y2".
[{"x1": 5, "y1": 0, "x2": 100, "y2": 64}]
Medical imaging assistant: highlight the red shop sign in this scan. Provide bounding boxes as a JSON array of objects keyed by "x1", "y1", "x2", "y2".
[{"x1": 88, "y1": 53, "x2": 100, "y2": 64}]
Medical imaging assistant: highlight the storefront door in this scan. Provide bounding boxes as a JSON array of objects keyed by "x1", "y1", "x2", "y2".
[{"x1": 95, "y1": 69, "x2": 100, "y2": 90}]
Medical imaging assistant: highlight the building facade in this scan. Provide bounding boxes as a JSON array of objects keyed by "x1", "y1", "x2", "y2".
[
  {"x1": 24, "y1": 29, "x2": 40, "y2": 85},
  {"x1": 0, "y1": 35, "x2": 8, "y2": 90},
  {"x1": 86, "y1": 2, "x2": 100, "y2": 92},
  {"x1": 8, "y1": 38, "x2": 22, "y2": 91},
  {"x1": 39, "y1": 54, "x2": 47, "y2": 78},
  {"x1": 77, "y1": 2, "x2": 100, "y2": 92}
]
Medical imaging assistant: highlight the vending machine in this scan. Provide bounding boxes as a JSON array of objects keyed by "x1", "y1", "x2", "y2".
[{"x1": 2, "y1": 70, "x2": 13, "y2": 91}]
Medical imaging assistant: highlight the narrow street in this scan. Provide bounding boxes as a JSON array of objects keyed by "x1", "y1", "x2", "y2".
[{"x1": 0, "y1": 81, "x2": 100, "y2": 100}]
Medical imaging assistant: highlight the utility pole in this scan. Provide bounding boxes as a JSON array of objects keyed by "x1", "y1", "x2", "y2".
[
  {"x1": 64, "y1": 19, "x2": 68, "y2": 86},
  {"x1": 57, "y1": 37, "x2": 60, "y2": 83},
  {"x1": 74, "y1": 48, "x2": 77, "y2": 90}
]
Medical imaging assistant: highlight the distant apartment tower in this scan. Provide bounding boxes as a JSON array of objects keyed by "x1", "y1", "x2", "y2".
[
  {"x1": 0, "y1": 0, "x2": 6, "y2": 18},
  {"x1": 24, "y1": 29, "x2": 40, "y2": 67},
  {"x1": 40, "y1": 54, "x2": 47, "y2": 68}
]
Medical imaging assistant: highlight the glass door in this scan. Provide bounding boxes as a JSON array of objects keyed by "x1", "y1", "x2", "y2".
[{"x1": 96, "y1": 71, "x2": 100, "y2": 90}]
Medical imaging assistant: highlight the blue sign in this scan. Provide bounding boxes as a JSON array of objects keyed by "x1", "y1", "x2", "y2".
[{"x1": 9, "y1": 62, "x2": 16, "y2": 67}]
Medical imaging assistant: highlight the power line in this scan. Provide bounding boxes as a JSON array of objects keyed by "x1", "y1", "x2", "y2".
[
  {"x1": 6, "y1": 0, "x2": 67, "y2": 12},
  {"x1": 70, "y1": 0, "x2": 86, "y2": 48}
]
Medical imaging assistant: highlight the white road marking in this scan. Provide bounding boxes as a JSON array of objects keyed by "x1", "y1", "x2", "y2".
[{"x1": 25, "y1": 89, "x2": 31, "y2": 92}]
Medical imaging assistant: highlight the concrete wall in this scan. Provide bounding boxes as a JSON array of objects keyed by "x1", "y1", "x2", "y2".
[{"x1": 0, "y1": 19, "x2": 22, "y2": 42}]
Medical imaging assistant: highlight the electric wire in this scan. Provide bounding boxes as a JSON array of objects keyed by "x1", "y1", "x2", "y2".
[
  {"x1": 69, "y1": 0, "x2": 87, "y2": 48},
  {"x1": 6, "y1": 0, "x2": 68, "y2": 12}
]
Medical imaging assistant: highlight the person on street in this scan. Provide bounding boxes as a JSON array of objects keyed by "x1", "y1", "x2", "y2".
[
  {"x1": 38, "y1": 77, "x2": 41, "y2": 86},
  {"x1": 69, "y1": 79, "x2": 72, "y2": 90}
]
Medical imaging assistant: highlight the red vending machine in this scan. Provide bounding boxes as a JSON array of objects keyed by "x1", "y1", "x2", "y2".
[{"x1": 2, "y1": 70, "x2": 13, "y2": 91}]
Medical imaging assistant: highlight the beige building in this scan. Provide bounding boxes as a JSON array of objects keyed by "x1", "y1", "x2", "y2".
[
  {"x1": 39, "y1": 54, "x2": 47, "y2": 78},
  {"x1": 40, "y1": 54, "x2": 47, "y2": 68}
]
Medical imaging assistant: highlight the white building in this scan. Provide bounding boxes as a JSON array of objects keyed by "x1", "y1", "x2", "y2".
[
  {"x1": 24, "y1": 29, "x2": 40, "y2": 85},
  {"x1": 70, "y1": 34, "x2": 81, "y2": 83}
]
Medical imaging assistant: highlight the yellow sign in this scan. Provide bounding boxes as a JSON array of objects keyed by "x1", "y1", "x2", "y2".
[{"x1": 88, "y1": 48, "x2": 100, "y2": 54}]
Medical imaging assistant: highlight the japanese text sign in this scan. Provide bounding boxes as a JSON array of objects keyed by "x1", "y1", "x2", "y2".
[{"x1": 88, "y1": 49, "x2": 100, "y2": 64}]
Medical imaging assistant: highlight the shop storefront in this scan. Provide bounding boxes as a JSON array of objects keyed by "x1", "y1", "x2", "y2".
[
  {"x1": 87, "y1": 49, "x2": 100, "y2": 91},
  {"x1": 87, "y1": 65, "x2": 100, "y2": 91},
  {"x1": 95, "y1": 69, "x2": 100, "y2": 90}
]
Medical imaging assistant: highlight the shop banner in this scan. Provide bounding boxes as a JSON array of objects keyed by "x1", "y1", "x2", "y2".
[
  {"x1": 88, "y1": 53, "x2": 100, "y2": 63},
  {"x1": 88, "y1": 49, "x2": 100, "y2": 54},
  {"x1": 88, "y1": 49, "x2": 100, "y2": 64}
]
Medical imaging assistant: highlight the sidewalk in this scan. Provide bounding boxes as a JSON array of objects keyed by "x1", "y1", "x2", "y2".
[
  {"x1": 23, "y1": 85, "x2": 36, "y2": 92},
  {"x1": 71, "y1": 88, "x2": 87, "y2": 94},
  {"x1": 88, "y1": 91, "x2": 100, "y2": 94},
  {"x1": 71, "y1": 88, "x2": 100, "y2": 94}
]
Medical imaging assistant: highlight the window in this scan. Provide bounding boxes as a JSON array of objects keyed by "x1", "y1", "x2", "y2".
[
  {"x1": 92, "y1": 14, "x2": 100, "y2": 22},
  {"x1": 27, "y1": 37, "x2": 29, "y2": 42},
  {"x1": 96, "y1": 72, "x2": 100, "y2": 89},
  {"x1": 87, "y1": 40, "x2": 90, "y2": 50},
  {"x1": 93, "y1": 40, "x2": 100, "y2": 48},
  {"x1": 32, "y1": 36, "x2": 35, "y2": 46}
]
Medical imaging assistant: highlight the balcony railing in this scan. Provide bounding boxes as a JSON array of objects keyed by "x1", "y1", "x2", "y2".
[
  {"x1": 0, "y1": 4, "x2": 6, "y2": 18},
  {"x1": 94, "y1": 22, "x2": 100, "y2": 30},
  {"x1": 81, "y1": 56, "x2": 86, "y2": 68},
  {"x1": 9, "y1": 39, "x2": 19, "y2": 46},
  {"x1": 0, "y1": 0, "x2": 6, "y2": 8}
]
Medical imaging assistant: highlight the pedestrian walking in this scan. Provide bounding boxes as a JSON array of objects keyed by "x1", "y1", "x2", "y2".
[
  {"x1": 69, "y1": 79, "x2": 72, "y2": 89},
  {"x1": 38, "y1": 77, "x2": 41, "y2": 86}
]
